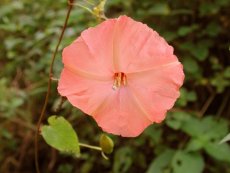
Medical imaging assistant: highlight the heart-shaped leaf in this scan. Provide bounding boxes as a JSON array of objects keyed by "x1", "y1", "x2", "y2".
[{"x1": 41, "y1": 116, "x2": 80, "y2": 157}]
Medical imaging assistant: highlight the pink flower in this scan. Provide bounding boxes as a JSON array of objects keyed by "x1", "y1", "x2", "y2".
[{"x1": 58, "y1": 16, "x2": 184, "y2": 137}]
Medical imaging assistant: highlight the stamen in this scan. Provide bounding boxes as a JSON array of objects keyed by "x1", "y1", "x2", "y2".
[
  {"x1": 117, "y1": 73, "x2": 122, "y2": 87},
  {"x1": 122, "y1": 75, "x2": 127, "y2": 86},
  {"x1": 112, "y1": 72, "x2": 127, "y2": 90}
]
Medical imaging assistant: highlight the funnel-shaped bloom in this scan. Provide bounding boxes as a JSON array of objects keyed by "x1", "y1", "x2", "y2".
[{"x1": 58, "y1": 16, "x2": 184, "y2": 137}]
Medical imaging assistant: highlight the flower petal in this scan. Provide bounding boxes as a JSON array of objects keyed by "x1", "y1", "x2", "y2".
[
  {"x1": 63, "y1": 19, "x2": 116, "y2": 77},
  {"x1": 58, "y1": 68, "x2": 113, "y2": 115},
  {"x1": 127, "y1": 62, "x2": 184, "y2": 122},
  {"x1": 80, "y1": 19, "x2": 117, "y2": 73},
  {"x1": 92, "y1": 87, "x2": 152, "y2": 137},
  {"x1": 113, "y1": 16, "x2": 177, "y2": 73}
]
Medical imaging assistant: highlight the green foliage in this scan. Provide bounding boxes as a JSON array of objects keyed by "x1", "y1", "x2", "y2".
[
  {"x1": 41, "y1": 116, "x2": 80, "y2": 157},
  {"x1": 176, "y1": 88, "x2": 197, "y2": 107},
  {"x1": 147, "y1": 149, "x2": 175, "y2": 173},
  {"x1": 171, "y1": 151, "x2": 204, "y2": 173},
  {"x1": 177, "y1": 25, "x2": 199, "y2": 37},
  {"x1": 57, "y1": 163, "x2": 74, "y2": 173},
  {"x1": 166, "y1": 112, "x2": 230, "y2": 163},
  {"x1": 204, "y1": 142, "x2": 230, "y2": 163},
  {"x1": 0, "y1": 78, "x2": 26, "y2": 118},
  {"x1": 0, "y1": 0, "x2": 230, "y2": 172},
  {"x1": 147, "y1": 149, "x2": 205, "y2": 173},
  {"x1": 148, "y1": 3, "x2": 170, "y2": 15},
  {"x1": 113, "y1": 147, "x2": 133, "y2": 173}
]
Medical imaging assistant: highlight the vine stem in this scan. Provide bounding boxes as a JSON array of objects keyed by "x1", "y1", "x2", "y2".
[
  {"x1": 34, "y1": 1, "x2": 74, "y2": 173},
  {"x1": 79, "y1": 143, "x2": 102, "y2": 151}
]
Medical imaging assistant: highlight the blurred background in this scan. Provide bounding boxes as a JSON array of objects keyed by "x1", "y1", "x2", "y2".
[{"x1": 0, "y1": 0, "x2": 230, "y2": 173}]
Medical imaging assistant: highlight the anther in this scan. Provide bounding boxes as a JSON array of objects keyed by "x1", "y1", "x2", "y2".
[{"x1": 112, "y1": 72, "x2": 127, "y2": 90}]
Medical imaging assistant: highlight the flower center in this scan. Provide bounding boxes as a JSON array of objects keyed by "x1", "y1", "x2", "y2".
[{"x1": 113, "y1": 72, "x2": 127, "y2": 90}]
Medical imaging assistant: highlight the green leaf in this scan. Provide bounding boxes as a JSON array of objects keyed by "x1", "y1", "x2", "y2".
[
  {"x1": 162, "y1": 31, "x2": 179, "y2": 42},
  {"x1": 179, "y1": 42, "x2": 209, "y2": 61},
  {"x1": 181, "y1": 116, "x2": 228, "y2": 140},
  {"x1": 185, "y1": 139, "x2": 204, "y2": 152},
  {"x1": 190, "y1": 45, "x2": 209, "y2": 61},
  {"x1": 186, "y1": 91, "x2": 197, "y2": 101},
  {"x1": 205, "y1": 22, "x2": 221, "y2": 37},
  {"x1": 41, "y1": 116, "x2": 80, "y2": 156},
  {"x1": 175, "y1": 88, "x2": 187, "y2": 107},
  {"x1": 172, "y1": 151, "x2": 204, "y2": 173},
  {"x1": 176, "y1": 88, "x2": 197, "y2": 107},
  {"x1": 57, "y1": 163, "x2": 73, "y2": 173},
  {"x1": 200, "y1": 117, "x2": 228, "y2": 141},
  {"x1": 166, "y1": 111, "x2": 192, "y2": 130},
  {"x1": 147, "y1": 149, "x2": 175, "y2": 173},
  {"x1": 144, "y1": 125, "x2": 162, "y2": 144},
  {"x1": 211, "y1": 74, "x2": 230, "y2": 93},
  {"x1": 219, "y1": 133, "x2": 230, "y2": 144},
  {"x1": 113, "y1": 147, "x2": 133, "y2": 173},
  {"x1": 204, "y1": 142, "x2": 230, "y2": 163},
  {"x1": 180, "y1": 117, "x2": 203, "y2": 137},
  {"x1": 199, "y1": 3, "x2": 220, "y2": 16},
  {"x1": 183, "y1": 57, "x2": 199, "y2": 74},
  {"x1": 149, "y1": 3, "x2": 170, "y2": 15},
  {"x1": 178, "y1": 25, "x2": 198, "y2": 36},
  {"x1": 224, "y1": 67, "x2": 230, "y2": 78}
]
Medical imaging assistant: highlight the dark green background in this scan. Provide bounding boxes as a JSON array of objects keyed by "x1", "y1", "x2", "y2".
[{"x1": 0, "y1": 0, "x2": 230, "y2": 173}]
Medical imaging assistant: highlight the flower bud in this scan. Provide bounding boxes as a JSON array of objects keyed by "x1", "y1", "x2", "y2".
[{"x1": 99, "y1": 134, "x2": 114, "y2": 154}]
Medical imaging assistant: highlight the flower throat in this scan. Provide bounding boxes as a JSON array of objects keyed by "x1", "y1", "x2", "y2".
[{"x1": 113, "y1": 72, "x2": 127, "y2": 90}]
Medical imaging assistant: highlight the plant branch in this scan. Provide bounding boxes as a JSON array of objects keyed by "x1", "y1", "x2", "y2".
[
  {"x1": 199, "y1": 86, "x2": 216, "y2": 117},
  {"x1": 217, "y1": 90, "x2": 230, "y2": 117},
  {"x1": 34, "y1": 1, "x2": 74, "y2": 173}
]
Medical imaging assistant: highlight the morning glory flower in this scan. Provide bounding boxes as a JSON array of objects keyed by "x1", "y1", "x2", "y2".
[{"x1": 58, "y1": 16, "x2": 184, "y2": 137}]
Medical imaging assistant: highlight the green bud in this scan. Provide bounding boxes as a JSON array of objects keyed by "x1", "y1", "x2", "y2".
[{"x1": 99, "y1": 134, "x2": 114, "y2": 154}]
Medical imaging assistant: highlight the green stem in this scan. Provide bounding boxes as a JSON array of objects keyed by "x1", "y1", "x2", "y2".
[
  {"x1": 79, "y1": 143, "x2": 102, "y2": 151},
  {"x1": 70, "y1": 2, "x2": 94, "y2": 14},
  {"x1": 83, "y1": 0, "x2": 95, "y2": 6},
  {"x1": 68, "y1": 1, "x2": 107, "y2": 20}
]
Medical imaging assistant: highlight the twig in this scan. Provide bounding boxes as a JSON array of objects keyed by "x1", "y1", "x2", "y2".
[
  {"x1": 18, "y1": 131, "x2": 33, "y2": 171},
  {"x1": 199, "y1": 86, "x2": 216, "y2": 117},
  {"x1": 1, "y1": 157, "x2": 19, "y2": 172},
  {"x1": 1, "y1": 117, "x2": 36, "y2": 131},
  {"x1": 34, "y1": 1, "x2": 74, "y2": 173},
  {"x1": 48, "y1": 149, "x2": 57, "y2": 172},
  {"x1": 217, "y1": 90, "x2": 230, "y2": 117}
]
